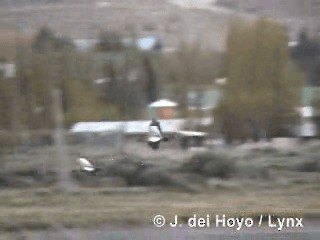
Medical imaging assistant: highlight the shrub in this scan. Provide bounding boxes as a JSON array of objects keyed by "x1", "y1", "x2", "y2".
[
  {"x1": 105, "y1": 156, "x2": 147, "y2": 185},
  {"x1": 202, "y1": 158, "x2": 235, "y2": 179},
  {"x1": 134, "y1": 167, "x2": 172, "y2": 186},
  {"x1": 235, "y1": 165, "x2": 270, "y2": 179},
  {"x1": 294, "y1": 160, "x2": 320, "y2": 172},
  {"x1": 181, "y1": 152, "x2": 235, "y2": 179}
]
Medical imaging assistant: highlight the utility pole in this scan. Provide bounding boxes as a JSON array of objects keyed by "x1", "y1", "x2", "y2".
[
  {"x1": 11, "y1": 0, "x2": 21, "y2": 156},
  {"x1": 120, "y1": 48, "x2": 130, "y2": 153},
  {"x1": 52, "y1": 89, "x2": 76, "y2": 192}
]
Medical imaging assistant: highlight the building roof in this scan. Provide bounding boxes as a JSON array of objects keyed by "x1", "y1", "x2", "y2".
[
  {"x1": 148, "y1": 99, "x2": 178, "y2": 108},
  {"x1": 177, "y1": 130, "x2": 208, "y2": 137},
  {"x1": 70, "y1": 119, "x2": 185, "y2": 134}
]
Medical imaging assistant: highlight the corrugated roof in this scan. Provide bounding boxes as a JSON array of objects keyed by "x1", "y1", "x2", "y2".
[{"x1": 70, "y1": 119, "x2": 185, "y2": 134}]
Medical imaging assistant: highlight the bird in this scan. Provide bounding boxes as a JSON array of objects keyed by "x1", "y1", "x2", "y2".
[
  {"x1": 77, "y1": 156, "x2": 102, "y2": 175},
  {"x1": 147, "y1": 123, "x2": 169, "y2": 150}
]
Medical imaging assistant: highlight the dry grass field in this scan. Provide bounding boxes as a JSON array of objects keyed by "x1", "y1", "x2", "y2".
[
  {"x1": 0, "y1": 185, "x2": 319, "y2": 230},
  {"x1": 1, "y1": 139, "x2": 320, "y2": 233}
]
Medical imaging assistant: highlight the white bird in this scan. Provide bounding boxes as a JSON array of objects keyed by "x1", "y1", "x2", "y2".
[{"x1": 77, "y1": 157, "x2": 96, "y2": 173}]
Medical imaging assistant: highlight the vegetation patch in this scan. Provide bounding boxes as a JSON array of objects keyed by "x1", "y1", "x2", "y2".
[{"x1": 180, "y1": 152, "x2": 235, "y2": 179}]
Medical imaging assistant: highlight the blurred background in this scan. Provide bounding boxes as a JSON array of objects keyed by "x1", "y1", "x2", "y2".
[{"x1": 0, "y1": 0, "x2": 320, "y2": 239}]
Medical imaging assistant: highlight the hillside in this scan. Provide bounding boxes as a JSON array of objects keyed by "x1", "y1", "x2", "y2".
[
  {"x1": 0, "y1": 0, "x2": 232, "y2": 60},
  {"x1": 1, "y1": 0, "x2": 319, "y2": 60}
]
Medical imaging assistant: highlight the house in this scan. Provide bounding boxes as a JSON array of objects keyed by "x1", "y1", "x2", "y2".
[
  {"x1": 137, "y1": 37, "x2": 162, "y2": 51},
  {"x1": 122, "y1": 36, "x2": 162, "y2": 52},
  {"x1": 148, "y1": 99, "x2": 178, "y2": 119},
  {"x1": 299, "y1": 86, "x2": 320, "y2": 138}
]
